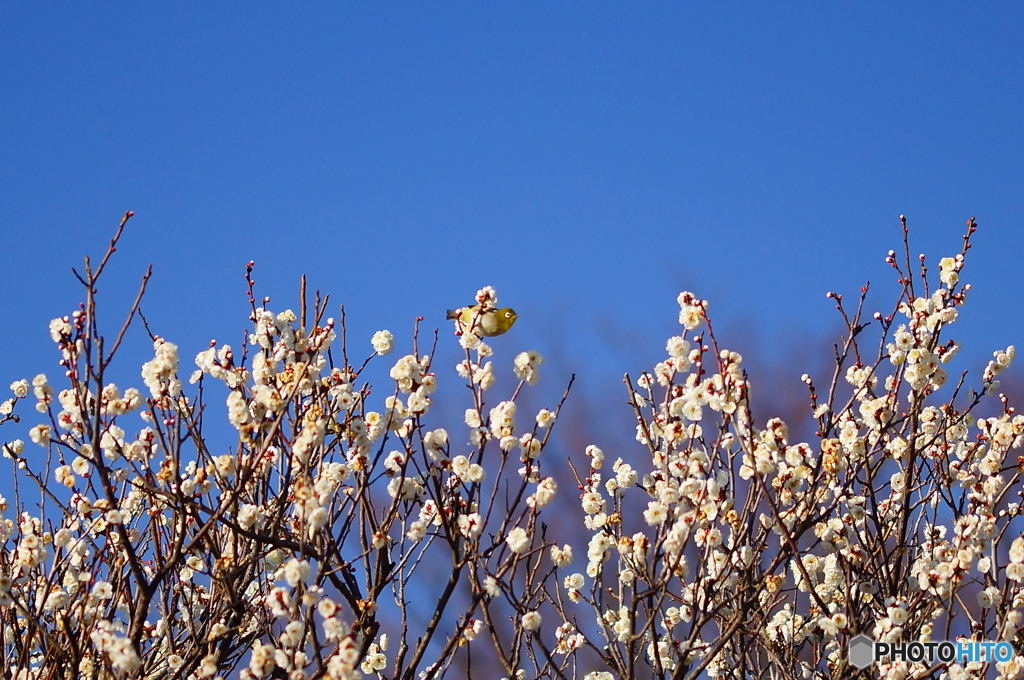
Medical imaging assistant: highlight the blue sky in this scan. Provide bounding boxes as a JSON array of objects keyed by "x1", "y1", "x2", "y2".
[{"x1": 1, "y1": 4, "x2": 1023, "y2": 428}]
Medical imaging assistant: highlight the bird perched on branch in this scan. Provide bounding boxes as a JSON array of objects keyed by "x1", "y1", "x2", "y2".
[{"x1": 446, "y1": 305, "x2": 518, "y2": 337}]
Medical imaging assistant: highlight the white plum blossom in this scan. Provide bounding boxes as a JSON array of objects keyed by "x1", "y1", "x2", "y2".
[
  {"x1": 372, "y1": 330, "x2": 395, "y2": 355},
  {"x1": 529, "y1": 477, "x2": 557, "y2": 508},
  {"x1": 282, "y1": 558, "x2": 312, "y2": 587},
  {"x1": 550, "y1": 544, "x2": 573, "y2": 568},
  {"x1": 513, "y1": 350, "x2": 543, "y2": 386},
  {"x1": 10, "y1": 379, "x2": 29, "y2": 399},
  {"x1": 536, "y1": 408, "x2": 556, "y2": 428},
  {"x1": 141, "y1": 337, "x2": 181, "y2": 398},
  {"x1": 29, "y1": 424, "x2": 51, "y2": 446},
  {"x1": 506, "y1": 527, "x2": 531, "y2": 554},
  {"x1": 521, "y1": 610, "x2": 542, "y2": 631},
  {"x1": 677, "y1": 291, "x2": 707, "y2": 330}
]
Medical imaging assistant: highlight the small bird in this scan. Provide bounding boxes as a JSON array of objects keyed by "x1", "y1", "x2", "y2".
[{"x1": 446, "y1": 305, "x2": 519, "y2": 337}]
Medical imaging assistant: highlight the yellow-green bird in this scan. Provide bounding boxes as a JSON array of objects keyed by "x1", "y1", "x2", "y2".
[{"x1": 446, "y1": 305, "x2": 519, "y2": 337}]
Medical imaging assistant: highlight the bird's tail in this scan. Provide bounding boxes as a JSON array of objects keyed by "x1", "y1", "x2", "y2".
[{"x1": 445, "y1": 309, "x2": 459, "y2": 320}]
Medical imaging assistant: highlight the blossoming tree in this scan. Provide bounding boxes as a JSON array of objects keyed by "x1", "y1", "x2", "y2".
[{"x1": 1, "y1": 213, "x2": 1023, "y2": 680}]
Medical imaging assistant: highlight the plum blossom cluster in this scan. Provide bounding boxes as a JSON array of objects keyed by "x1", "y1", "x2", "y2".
[
  {"x1": 0, "y1": 216, "x2": 580, "y2": 680},
  {"x1": 536, "y1": 217, "x2": 1024, "y2": 680}
]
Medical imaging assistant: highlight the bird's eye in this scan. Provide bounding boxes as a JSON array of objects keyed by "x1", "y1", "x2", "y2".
[{"x1": 505, "y1": 311, "x2": 512, "y2": 318}]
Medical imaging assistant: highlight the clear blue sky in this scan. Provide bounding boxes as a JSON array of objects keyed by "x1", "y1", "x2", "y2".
[{"x1": 2, "y1": 4, "x2": 1023, "y2": 417}]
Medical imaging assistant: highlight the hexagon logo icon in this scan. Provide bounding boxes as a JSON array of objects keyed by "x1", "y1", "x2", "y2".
[{"x1": 849, "y1": 634, "x2": 875, "y2": 669}]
